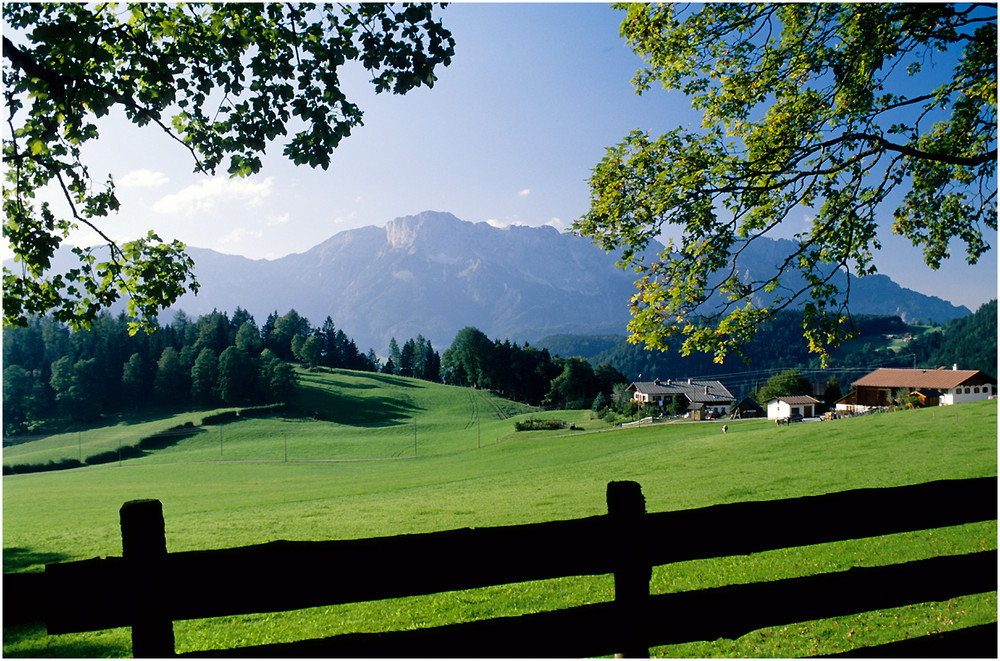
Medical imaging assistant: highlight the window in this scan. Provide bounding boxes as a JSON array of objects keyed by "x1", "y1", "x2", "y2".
[
  {"x1": 965, "y1": 387, "x2": 972, "y2": 394},
  {"x1": 974, "y1": 387, "x2": 980, "y2": 394}
]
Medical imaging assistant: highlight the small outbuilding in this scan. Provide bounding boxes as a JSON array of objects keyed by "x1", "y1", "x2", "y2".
[
  {"x1": 731, "y1": 398, "x2": 764, "y2": 419},
  {"x1": 766, "y1": 395, "x2": 821, "y2": 421}
]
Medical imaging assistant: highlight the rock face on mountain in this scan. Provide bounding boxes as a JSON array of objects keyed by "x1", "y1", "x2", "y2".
[
  {"x1": 19, "y1": 211, "x2": 971, "y2": 353},
  {"x1": 171, "y1": 211, "x2": 646, "y2": 352}
]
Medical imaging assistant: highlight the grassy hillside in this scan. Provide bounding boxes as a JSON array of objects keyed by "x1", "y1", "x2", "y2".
[
  {"x1": 3, "y1": 368, "x2": 541, "y2": 469},
  {"x1": 2, "y1": 369, "x2": 996, "y2": 657}
]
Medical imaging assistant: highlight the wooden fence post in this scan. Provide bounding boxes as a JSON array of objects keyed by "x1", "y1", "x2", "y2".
[
  {"x1": 120, "y1": 499, "x2": 175, "y2": 657},
  {"x1": 607, "y1": 480, "x2": 650, "y2": 658}
]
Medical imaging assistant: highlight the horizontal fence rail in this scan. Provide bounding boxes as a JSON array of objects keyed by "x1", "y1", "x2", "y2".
[{"x1": 3, "y1": 476, "x2": 996, "y2": 657}]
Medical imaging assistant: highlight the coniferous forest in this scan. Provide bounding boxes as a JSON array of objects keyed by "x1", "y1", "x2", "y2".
[{"x1": 1, "y1": 309, "x2": 386, "y2": 435}]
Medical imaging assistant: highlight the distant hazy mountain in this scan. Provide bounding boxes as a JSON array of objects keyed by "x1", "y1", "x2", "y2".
[
  {"x1": 14, "y1": 211, "x2": 971, "y2": 353},
  {"x1": 720, "y1": 236, "x2": 973, "y2": 326}
]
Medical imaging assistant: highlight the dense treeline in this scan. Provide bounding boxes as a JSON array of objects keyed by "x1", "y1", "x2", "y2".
[
  {"x1": 441, "y1": 326, "x2": 626, "y2": 408},
  {"x1": 904, "y1": 300, "x2": 997, "y2": 379},
  {"x1": 1, "y1": 308, "x2": 418, "y2": 435}
]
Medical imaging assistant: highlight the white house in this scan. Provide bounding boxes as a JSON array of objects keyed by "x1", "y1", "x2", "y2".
[{"x1": 766, "y1": 395, "x2": 821, "y2": 420}]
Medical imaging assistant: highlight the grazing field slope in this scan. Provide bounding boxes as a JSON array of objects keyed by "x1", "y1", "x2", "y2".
[{"x1": 2, "y1": 370, "x2": 996, "y2": 657}]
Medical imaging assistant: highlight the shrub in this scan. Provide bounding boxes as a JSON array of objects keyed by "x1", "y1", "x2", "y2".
[
  {"x1": 3, "y1": 458, "x2": 85, "y2": 475},
  {"x1": 202, "y1": 410, "x2": 239, "y2": 425},
  {"x1": 85, "y1": 445, "x2": 144, "y2": 465},
  {"x1": 238, "y1": 404, "x2": 286, "y2": 419},
  {"x1": 137, "y1": 424, "x2": 200, "y2": 451},
  {"x1": 514, "y1": 417, "x2": 566, "y2": 432}
]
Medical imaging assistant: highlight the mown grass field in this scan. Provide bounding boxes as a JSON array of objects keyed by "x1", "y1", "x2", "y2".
[{"x1": 3, "y1": 368, "x2": 996, "y2": 657}]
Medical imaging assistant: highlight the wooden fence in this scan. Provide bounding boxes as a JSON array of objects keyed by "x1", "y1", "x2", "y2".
[{"x1": 4, "y1": 476, "x2": 996, "y2": 657}]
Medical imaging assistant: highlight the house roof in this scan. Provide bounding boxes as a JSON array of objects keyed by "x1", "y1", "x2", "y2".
[
  {"x1": 852, "y1": 368, "x2": 996, "y2": 390},
  {"x1": 767, "y1": 395, "x2": 821, "y2": 405},
  {"x1": 627, "y1": 379, "x2": 735, "y2": 403},
  {"x1": 734, "y1": 397, "x2": 764, "y2": 411}
]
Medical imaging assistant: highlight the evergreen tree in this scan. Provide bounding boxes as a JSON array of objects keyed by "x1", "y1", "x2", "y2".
[
  {"x1": 388, "y1": 337, "x2": 402, "y2": 375},
  {"x1": 218, "y1": 346, "x2": 252, "y2": 405},
  {"x1": 191, "y1": 348, "x2": 219, "y2": 406},
  {"x1": 400, "y1": 339, "x2": 416, "y2": 377},
  {"x1": 366, "y1": 349, "x2": 381, "y2": 373},
  {"x1": 261, "y1": 311, "x2": 279, "y2": 353},
  {"x1": 422, "y1": 342, "x2": 442, "y2": 383},
  {"x1": 3, "y1": 365, "x2": 34, "y2": 433},
  {"x1": 121, "y1": 352, "x2": 148, "y2": 410},
  {"x1": 320, "y1": 317, "x2": 339, "y2": 367},
  {"x1": 154, "y1": 347, "x2": 188, "y2": 405}
]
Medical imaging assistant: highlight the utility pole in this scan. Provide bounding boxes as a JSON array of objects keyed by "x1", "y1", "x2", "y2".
[{"x1": 414, "y1": 419, "x2": 417, "y2": 457}]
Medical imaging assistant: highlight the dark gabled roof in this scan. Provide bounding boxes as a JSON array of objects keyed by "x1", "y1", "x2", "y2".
[
  {"x1": 734, "y1": 397, "x2": 764, "y2": 411},
  {"x1": 627, "y1": 379, "x2": 735, "y2": 403}
]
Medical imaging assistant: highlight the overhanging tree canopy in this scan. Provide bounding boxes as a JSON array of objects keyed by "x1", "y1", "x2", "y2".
[
  {"x1": 3, "y1": 2, "x2": 454, "y2": 333},
  {"x1": 574, "y1": 3, "x2": 996, "y2": 363}
]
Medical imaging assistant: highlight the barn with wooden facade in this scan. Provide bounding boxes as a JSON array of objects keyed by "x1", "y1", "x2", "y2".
[{"x1": 836, "y1": 367, "x2": 997, "y2": 413}]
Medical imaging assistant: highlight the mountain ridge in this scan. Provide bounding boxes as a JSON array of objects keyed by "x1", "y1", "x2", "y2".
[{"x1": 14, "y1": 211, "x2": 971, "y2": 353}]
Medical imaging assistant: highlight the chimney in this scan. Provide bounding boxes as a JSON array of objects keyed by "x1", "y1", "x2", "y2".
[
  {"x1": 704, "y1": 385, "x2": 709, "y2": 395},
  {"x1": 688, "y1": 378, "x2": 692, "y2": 385},
  {"x1": 953, "y1": 364, "x2": 959, "y2": 370},
  {"x1": 666, "y1": 379, "x2": 671, "y2": 385}
]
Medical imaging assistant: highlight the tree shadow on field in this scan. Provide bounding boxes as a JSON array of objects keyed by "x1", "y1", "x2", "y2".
[
  {"x1": 292, "y1": 384, "x2": 423, "y2": 427},
  {"x1": 359, "y1": 373, "x2": 421, "y2": 388}
]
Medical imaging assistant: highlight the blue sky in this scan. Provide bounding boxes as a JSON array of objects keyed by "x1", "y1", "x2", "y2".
[{"x1": 15, "y1": 3, "x2": 998, "y2": 311}]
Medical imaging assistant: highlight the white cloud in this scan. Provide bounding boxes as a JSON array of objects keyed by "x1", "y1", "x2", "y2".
[
  {"x1": 267, "y1": 212, "x2": 291, "y2": 226},
  {"x1": 518, "y1": 188, "x2": 531, "y2": 197},
  {"x1": 219, "y1": 226, "x2": 264, "y2": 245},
  {"x1": 152, "y1": 177, "x2": 274, "y2": 215},
  {"x1": 120, "y1": 169, "x2": 169, "y2": 188},
  {"x1": 485, "y1": 218, "x2": 528, "y2": 230},
  {"x1": 545, "y1": 217, "x2": 566, "y2": 231}
]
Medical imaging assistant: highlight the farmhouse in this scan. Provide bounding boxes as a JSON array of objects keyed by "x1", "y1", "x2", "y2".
[
  {"x1": 766, "y1": 395, "x2": 821, "y2": 421},
  {"x1": 836, "y1": 366, "x2": 997, "y2": 413},
  {"x1": 627, "y1": 379, "x2": 735, "y2": 417}
]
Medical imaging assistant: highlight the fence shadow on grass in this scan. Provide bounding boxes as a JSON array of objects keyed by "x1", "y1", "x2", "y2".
[{"x1": 3, "y1": 547, "x2": 70, "y2": 574}]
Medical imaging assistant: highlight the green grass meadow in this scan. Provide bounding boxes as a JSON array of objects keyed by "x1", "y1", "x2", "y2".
[{"x1": 3, "y1": 368, "x2": 997, "y2": 657}]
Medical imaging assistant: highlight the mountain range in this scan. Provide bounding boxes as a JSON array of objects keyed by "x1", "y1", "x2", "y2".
[{"x1": 21, "y1": 211, "x2": 972, "y2": 353}]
